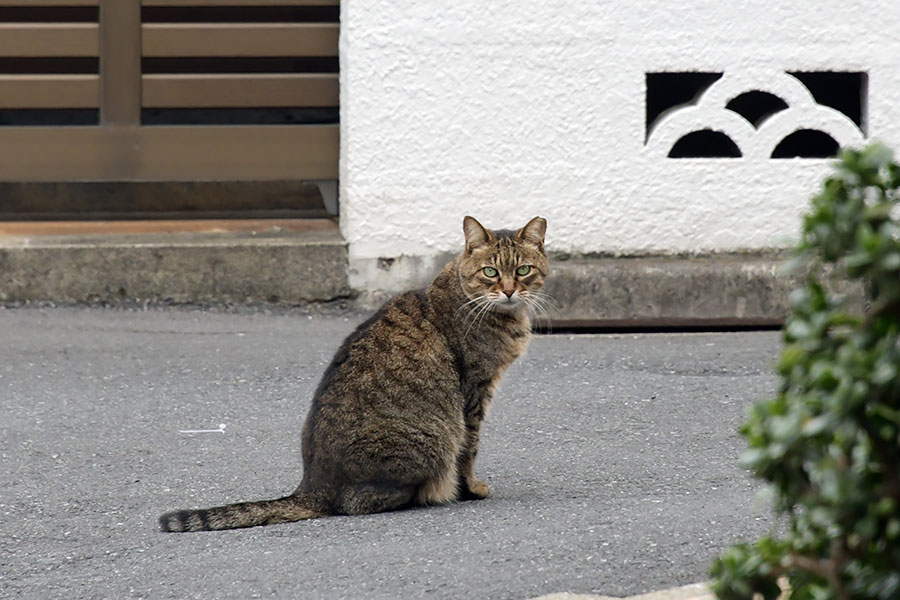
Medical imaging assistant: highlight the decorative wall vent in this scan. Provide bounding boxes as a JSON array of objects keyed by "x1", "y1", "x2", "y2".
[{"x1": 645, "y1": 71, "x2": 867, "y2": 159}]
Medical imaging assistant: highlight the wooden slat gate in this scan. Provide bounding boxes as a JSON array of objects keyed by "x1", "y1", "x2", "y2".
[{"x1": 0, "y1": 0, "x2": 339, "y2": 183}]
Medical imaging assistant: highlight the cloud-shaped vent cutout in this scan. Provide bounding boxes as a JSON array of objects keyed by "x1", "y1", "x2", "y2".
[
  {"x1": 725, "y1": 91, "x2": 789, "y2": 129},
  {"x1": 771, "y1": 129, "x2": 840, "y2": 159},
  {"x1": 668, "y1": 130, "x2": 742, "y2": 158}
]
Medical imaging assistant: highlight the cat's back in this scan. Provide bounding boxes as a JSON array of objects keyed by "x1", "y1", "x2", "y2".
[
  {"x1": 300, "y1": 290, "x2": 464, "y2": 482},
  {"x1": 310, "y1": 290, "x2": 460, "y2": 413}
]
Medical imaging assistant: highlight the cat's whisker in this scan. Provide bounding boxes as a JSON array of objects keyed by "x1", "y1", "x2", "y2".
[
  {"x1": 529, "y1": 294, "x2": 559, "y2": 322},
  {"x1": 529, "y1": 296, "x2": 554, "y2": 318},
  {"x1": 529, "y1": 291, "x2": 560, "y2": 314},
  {"x1": 464, "y1": 297, "x2": 495, "y2": 340},
  {"x1": 475, "y1": 296, "x2": 495, "y2": 325},
  {"x1": 463, "y1": 307, "x2": 483, "y2": 339},
  {"x1": 461, "y1": 297, "x2": 486, "y2": 327},
  {"x1": 461, "y1": 296, "x2": 491, "y2": 327},
  {"x1": 521, "y1": 295, "x2": 539, "y2": 315},
  {"x1": 459, "y1": 295, "x2": 485, "y2": 318},
  {"x1": 519, "y1": 292, "x2": 544, "y2": 314},
  {"x1": 522, "y1": 296, "x2": 544, "y2": 320},
  {"x1": 455, "y1": 295, "x2": 487, "y2": 320},
  {"x1": 520, "y1": 294, "x2": 555, "y2": 333},
  {"x1": 477, "y1": 297, "x2": 496, "y2": 327}
]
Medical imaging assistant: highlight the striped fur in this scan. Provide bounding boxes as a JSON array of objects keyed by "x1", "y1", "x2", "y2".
[{"x1": 159, "y1": 492, "x2": 326, "y2": 532}]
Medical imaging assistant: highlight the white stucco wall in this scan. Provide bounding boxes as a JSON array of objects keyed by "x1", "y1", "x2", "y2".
[{"x1": 339, "y1": 0, "x2": 900, "y2": 294}]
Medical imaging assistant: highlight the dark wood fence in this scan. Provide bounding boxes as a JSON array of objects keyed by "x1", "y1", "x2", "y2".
[{"x1": 0, "y1": 0, "x2": 339, "y2": 182}]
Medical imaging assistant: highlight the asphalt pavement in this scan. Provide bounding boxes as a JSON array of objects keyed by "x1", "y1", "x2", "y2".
[{"x1": 0, "y1": 306, "x2": 782, "y2": 600}]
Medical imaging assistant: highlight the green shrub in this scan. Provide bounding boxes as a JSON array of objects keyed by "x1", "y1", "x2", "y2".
[{"x1": 710, "y1": 144, "x2": 900, "y2": 600}]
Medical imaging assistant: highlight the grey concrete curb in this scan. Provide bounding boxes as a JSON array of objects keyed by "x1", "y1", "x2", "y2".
[
  {"x1": 0, "y1": 229, "x2": 350, "y2": 305},
  {"x1": 2, "y1": 227, "x2": 852, "y2": 323},
  {"x1": 544, "y1": 254, "x2": 794, "y2": 325},
  {"x1": 531, "y1": 581, "x2": 713, "y2": 600}
]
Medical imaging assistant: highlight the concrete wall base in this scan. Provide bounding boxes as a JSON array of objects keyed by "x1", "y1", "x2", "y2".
[
  {"x1": 2, "y1": 239, "x2": 856, "y2": 326},
  {"x1": 0, "y1": 230, "x2": 350, "y2": 305},
  {"x1": 352, "y1": 252, "x2": 818, "y2": 325},
  {"x1": 545, "y1": 254, "x2": 795, "y2": 326}
]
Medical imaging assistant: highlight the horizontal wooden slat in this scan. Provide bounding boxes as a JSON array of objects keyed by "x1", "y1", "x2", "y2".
[
  {"x1": 0, "y1": 74, "x2": 98, "y2": 108},
  {"x1": 142, "y1": 73, "x2": 337, "y2": 108},
  {"x1": 142, "y1": 1, "x2": 337, "y2": 5},
  {"x1": 0, "y1": 24, "x2": 98, "y2": 57},
  {"x1": 143, "y1": 23, "x2": 337, "y2": 57},
  {"x1": 0, "y1": 125, "x2": 339, "y2": 181}
]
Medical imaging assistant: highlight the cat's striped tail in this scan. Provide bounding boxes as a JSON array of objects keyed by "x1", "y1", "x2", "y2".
[{"x1": 159, "y1": 491, "x2": 328, "y2": 533}]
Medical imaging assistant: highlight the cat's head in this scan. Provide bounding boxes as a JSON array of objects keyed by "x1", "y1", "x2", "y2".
[{"x1": 457, "y1": 216, "x2": 549, "y2": 314}]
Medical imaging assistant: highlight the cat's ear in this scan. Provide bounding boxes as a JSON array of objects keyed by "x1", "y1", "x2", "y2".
[
  {"x1": 516, "y1": 216, "x2": 546, "y2": 249},
  {"x1": 463, "y1": 216, "x2": 492, "y2": 252}
]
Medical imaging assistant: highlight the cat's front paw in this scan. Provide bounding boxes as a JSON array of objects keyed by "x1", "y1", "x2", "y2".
[{"x1": 461, "y1": 479, "x2": 490, "y2": 500}]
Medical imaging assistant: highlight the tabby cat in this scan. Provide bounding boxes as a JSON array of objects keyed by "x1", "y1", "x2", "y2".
[{"x1": 159, "y1": 215, "x2": 549, "y2": 532}]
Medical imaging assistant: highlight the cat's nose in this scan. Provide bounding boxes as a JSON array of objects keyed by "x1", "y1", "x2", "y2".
[{"x1": 503, "y1": 290, "x2": 515, "y2": 298}]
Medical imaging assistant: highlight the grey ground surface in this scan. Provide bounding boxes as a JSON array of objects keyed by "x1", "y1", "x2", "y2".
[{"x1": 1, "y1": 306, "x2": 781, "y2": 600}]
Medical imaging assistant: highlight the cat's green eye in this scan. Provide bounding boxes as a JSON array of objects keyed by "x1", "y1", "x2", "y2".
[
  {"x1": 482, "y1": 266, "x2": 499, "y2": 278},
  {"x1": 515, "y1": 265, "x2": 532, "y2": 276}
]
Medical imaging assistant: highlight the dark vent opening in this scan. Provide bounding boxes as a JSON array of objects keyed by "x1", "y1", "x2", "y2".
[
  {"x1": 0, "y1": 58, "x2": 99, "y2": 75},
  {"x1": 788, "y1": 71, "x2": 867, "y2": 132},
  {"x1": 725, "y1": 91, "x2": 789, "y2": 128},
  {"x1": 771, "y1": 129, "x2": 839, "y2": 159},
  {"x1": 141, "y1": 6, "x2": 339, "y2": 23},
  {"x1": 142, "y1": 108, "x2": 339, "y2": 126},
  {"x1": 668, "y1": 130, "x2": 741, "y2": 158},
  {"x1": 142, "y1": 57, "x2": 339, "y2": 75},
  {"x1": 0, "y1": 110, "x2": 99, "y2": 127},
  {"x1": 0, "y1": 6, "x2": 98, "y2": 22},
  {"x1": 645, "y1": 72, "x2": 723, "y2": 138}
]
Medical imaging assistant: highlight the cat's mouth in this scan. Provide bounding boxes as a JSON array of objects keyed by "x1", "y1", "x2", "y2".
[{"x1": 491, "y1": 295, "x2": 522, "y2": 311}]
